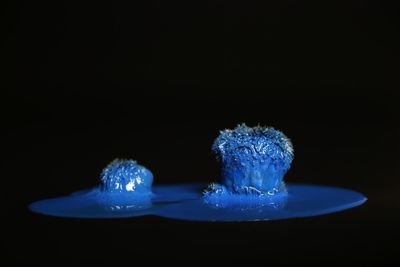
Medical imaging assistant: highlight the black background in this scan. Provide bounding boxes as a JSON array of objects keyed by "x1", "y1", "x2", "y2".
[{"x1": 3, "y1": 0, "x2": 400, "y2": 265}]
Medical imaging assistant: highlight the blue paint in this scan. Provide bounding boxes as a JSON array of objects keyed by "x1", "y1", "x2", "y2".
[
  {"x1": 30, "y1": 189, "x2": 152, "y2": 218},
  {"x1": 156, "y1": 183, "x2": 367, "y2": 221},
  {"x1": 29, "y1": 184, "x2": 203, "y2": 218},
  {"x1": 30, "y1": 184, "x2": 367, "y2": 221},
  {"x1": 203, "y1": 183, "x2": 287, "y2": 208},
  {"x1": 100, "y1": 159, "x2": 153, "y2": 194},
  {"x1": 205, "y1": 124, "x2": 294, "y2": 205},
  {"x1": 97, "y1": 159, "x2": 153, "y2": 211},
  {"x1": 29, "y1": 126, "x2": 367, "y2": 221},
  {"x1": 29, "y1": 159, "x2": 201, "y2": 218},
  {"x1": 184, "y1": 124, "x2": 366, "y2": 221},
  {"x1": 30, "y1": 183, "x2": 367, "y2": 220}
]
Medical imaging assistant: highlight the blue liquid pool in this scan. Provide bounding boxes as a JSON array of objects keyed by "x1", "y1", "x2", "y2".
[
  {"x1": 29, "y1": 183, "x2": 203, "y2": 218},
  {"x1": 30, "y1": 183, "x2": 366, "y2": 221},
  {"x1": 156, "y1": 183, "x2": 367, "y2": 221}
]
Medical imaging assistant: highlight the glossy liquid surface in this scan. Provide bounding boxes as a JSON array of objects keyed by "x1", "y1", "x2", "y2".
[
  {"x1": 158, "y1": 183, "x2": 367, "y2": 221},
  {"x1": 30, "y1": 183, "x2": 366, "y2": 221},
  {"x1": 29, "y1": 184, "x2": 203, "y2": 218}
]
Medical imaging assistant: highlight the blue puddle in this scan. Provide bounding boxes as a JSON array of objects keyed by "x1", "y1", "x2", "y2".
[
  {"x1": 29, "y1": 183, "x2": 366, "y2": 221},
  {"x1": 29, "y1": 184, "x2": 203, "y2": 218}
]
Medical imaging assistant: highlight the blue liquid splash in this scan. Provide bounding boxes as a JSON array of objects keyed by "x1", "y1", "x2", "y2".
[
  {"x1": 29, "y1": 159, "x2": 201, "y2": 218},
  {"x1": 96, "y1": 159, "x2": 154, "y2": 211},
  {"x1": 205, "y1": 124, "x2": 294, "y2": 205},
  {"x1": 29, "y1": 127, "x2": 367, "y2": 221}
]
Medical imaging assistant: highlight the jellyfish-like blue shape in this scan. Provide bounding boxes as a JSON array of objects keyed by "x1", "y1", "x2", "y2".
[
  {"x1": 29, "y1": 159, "x2": 156, "y2": 217},
  {"x1": 100, "y1": 159, "x2": 153, "y2": 194},
  {"x1": 96, "y1": 159, "x2": 153, "y2": 210},
  {"x1": 204, "y1": 124, "x2": 294, "y2": 204}
]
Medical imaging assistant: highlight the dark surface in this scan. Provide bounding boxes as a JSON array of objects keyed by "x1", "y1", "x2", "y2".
[{"x1": 3, "y1": 0, "x2": 400, "y2": 265}]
